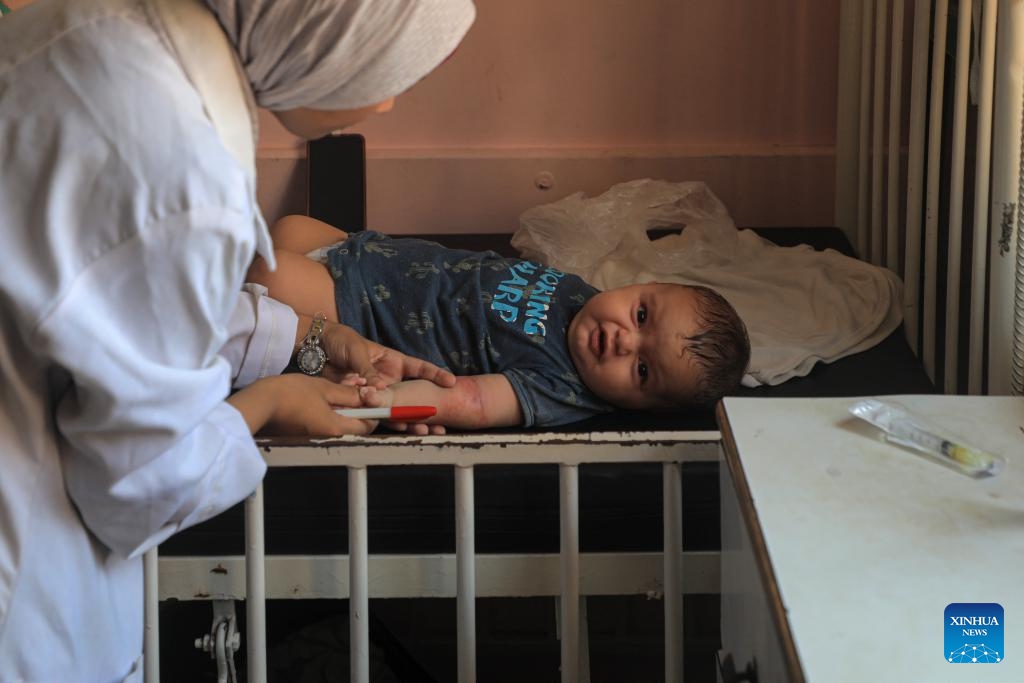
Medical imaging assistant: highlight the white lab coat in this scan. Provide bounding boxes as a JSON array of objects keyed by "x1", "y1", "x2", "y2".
[{"x1": 0, "y1": 0, "x2": 296, "y2": 680}]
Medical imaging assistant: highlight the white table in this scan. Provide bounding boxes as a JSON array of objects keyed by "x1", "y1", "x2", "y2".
[{"x1": 717, "y1": 395, "x2": 1024, "y2": 682}]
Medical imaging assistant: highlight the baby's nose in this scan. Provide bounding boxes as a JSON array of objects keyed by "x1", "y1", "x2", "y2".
[{"x1": 614, "y1": 329, "x2": 636, "y2": 355}]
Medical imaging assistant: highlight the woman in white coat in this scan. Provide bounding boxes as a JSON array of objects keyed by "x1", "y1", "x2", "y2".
[{"x1": 0, "y1": 0, "x2": 474, "y2": 679}]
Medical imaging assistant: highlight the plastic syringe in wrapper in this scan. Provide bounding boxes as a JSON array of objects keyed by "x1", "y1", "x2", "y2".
[{"x1": 849, "y1": 399, "x2": 1006, "y2": 479}]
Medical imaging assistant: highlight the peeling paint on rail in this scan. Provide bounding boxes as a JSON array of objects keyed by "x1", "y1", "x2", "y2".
[{"x1": 255, "y1": 430, "x2": 721, "y2": 467}]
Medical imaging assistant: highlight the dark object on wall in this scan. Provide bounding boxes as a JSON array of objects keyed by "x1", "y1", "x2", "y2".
[{"x1": 307, "y1": 134, "x2": 366, "y2": 232}]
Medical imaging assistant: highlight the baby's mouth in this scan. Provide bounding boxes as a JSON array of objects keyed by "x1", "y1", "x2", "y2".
[{"x1": 590, "y1": 326, "x2": 606, "y2": 359}]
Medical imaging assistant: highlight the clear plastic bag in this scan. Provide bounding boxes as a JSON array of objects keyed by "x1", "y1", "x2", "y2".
[{"x1": 512, "y1": 179, "x2": 737, "y2": 285}]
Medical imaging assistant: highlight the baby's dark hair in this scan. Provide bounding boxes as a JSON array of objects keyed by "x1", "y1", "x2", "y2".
[{"x1": 677, "y1": 285, "x2": 750, "y2": 407}]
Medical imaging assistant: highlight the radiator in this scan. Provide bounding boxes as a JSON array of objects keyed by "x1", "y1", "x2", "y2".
[{"x1": 835, "y1": 0, "x2": 1024, "y2": 395}]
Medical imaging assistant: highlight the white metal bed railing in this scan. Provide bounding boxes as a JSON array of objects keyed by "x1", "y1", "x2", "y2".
[
  {"x1": 143, "y1": 430, "x2": 721, "y2": 683},
  {"x1": 835, "y1": 0, "x2": 1024, "y2": 396}
]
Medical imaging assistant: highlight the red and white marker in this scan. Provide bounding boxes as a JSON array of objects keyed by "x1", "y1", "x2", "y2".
[{"x1": 334, "y1": 406, "x2": 437, "y2": 421}]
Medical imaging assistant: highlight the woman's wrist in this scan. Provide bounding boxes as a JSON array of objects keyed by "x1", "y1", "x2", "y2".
[
  {"x1": 294, "y1": 313, "x2": 313, "y2": 352},
  {"x1": 294, "y1": 313, "x2": 329, "y2": 376},
  {"x1": 227, "y1": 375, "x2": 283, "y2": 434}
]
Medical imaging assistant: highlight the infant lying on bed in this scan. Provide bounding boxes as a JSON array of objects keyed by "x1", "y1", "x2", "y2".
[{"x1": 247, "y1": 215, "x2": 750, "y2": 432}]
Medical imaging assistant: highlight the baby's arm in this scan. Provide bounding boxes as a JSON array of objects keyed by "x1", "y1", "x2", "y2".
[{"x1": 368, "y1": 374, "x2": 523, "y2": 431}]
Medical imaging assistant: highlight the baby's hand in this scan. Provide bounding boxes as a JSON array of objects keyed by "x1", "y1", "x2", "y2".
[
  {"x1": 358, "y1": 385, "x2": 393, "y2": 408},
  {"x1": 384, "y1": 420, "x2": 447, "y2": 436},
  {"x1": 359, "y1": 386, "x2": 446, "y2": 435},
  {"x1": 339, "y1": 372, "x2": 368, "y2": 387}
]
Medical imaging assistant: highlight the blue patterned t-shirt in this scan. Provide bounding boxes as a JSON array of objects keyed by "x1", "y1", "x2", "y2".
[{"x1": 326, "y1": 231, "x2": 613, "y2": 427}]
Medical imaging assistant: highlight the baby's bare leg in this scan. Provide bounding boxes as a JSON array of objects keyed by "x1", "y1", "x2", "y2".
[
  {"x1": 247, "y1": 249, "x2": 340, "y2": 322},
  {"x1": 270, "y1": 215, "x2": 350, "y2": 254}
]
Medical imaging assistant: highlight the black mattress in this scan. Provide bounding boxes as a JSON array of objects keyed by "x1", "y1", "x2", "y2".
[{"x1": 161, "y1": 226, "x2": 934, "y2": 558}]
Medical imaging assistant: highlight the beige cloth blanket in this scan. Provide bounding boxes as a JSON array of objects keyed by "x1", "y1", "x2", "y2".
[{"x1": 512, "y1": 179, "x2": 904, "y2": 387}]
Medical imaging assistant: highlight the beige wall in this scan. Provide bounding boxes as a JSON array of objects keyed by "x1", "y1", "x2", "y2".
[{"x1": 257, "y1": 0, "x2": 841, "y2": 233}]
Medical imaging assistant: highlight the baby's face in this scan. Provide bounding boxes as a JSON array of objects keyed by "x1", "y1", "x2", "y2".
[{"x1": 567, "y1": 283, "x2": 702, "y2": 410}]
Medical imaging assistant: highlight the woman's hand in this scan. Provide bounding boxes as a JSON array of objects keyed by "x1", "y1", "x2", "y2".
[
  {"x1": 228, "y1": 373, "x2": 378, "y2": 436},
  {"x1": 320, "y1": 322, "x2": 456, "y2": 389}
]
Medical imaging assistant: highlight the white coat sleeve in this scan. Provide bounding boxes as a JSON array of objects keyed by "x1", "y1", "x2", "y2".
[
  {"x1": 224, "y1": 283, "x2": 300, "y2": 388},
  {"x1": 40, "y1": 210, "x2": 269, "y2": 559}
]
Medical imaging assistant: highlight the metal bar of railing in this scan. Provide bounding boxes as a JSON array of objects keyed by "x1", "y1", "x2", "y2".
[
  {"x1": 871, "y1": 0, "x2": 889, "y2": 266},
  {"x1": 886, "y1": 0, "x2": 905, "y2": 274},
  {"x1": 455, "y1": 465, "x2": 477, "y2": 683},
  {"x1": 257, "y1": 433, "x2": 720, "y2": 468},
  {"x1": 969, "y1": 0, "x2": 999, "y2": 393},
  {"x1": 144, "y1": 548, "x2": 160, "y2": 683},
  {"x1": 903, "y1": 0, "x2": 933, "y2": 354},
  {"x1": 559, "y1": 464, "x2": 580, "y2": 683},
  {"x1": 944, "y1": 0, "x2": 974, "y2": 393},
  {"x1": 159, "y1": 550, "x2": 720, "y2": 602},
  {"x1": 245, "y1": 486, "x2": 267, "y2": 683},
  {"x1": 663, "y1": 463, "x2": 683, "y2": 683},
  {"x1": 579, "y1": 597, "x2": 592, "y2": 682},
  {"x1": 349, "y1": 466, "x2": 370, "y2": 683}
]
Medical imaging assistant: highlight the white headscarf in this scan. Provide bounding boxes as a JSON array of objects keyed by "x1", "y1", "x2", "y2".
[{"x1": 203, "y1": 0, "x2": 475, "y2": 111}]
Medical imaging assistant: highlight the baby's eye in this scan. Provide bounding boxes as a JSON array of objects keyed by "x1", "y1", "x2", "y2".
[
  {"x1": 636, "y1": 306, "x2": 647, "y2": 325},
  {"x1": 637, "y1": 360, "x2": 648, "y2": 381}
]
